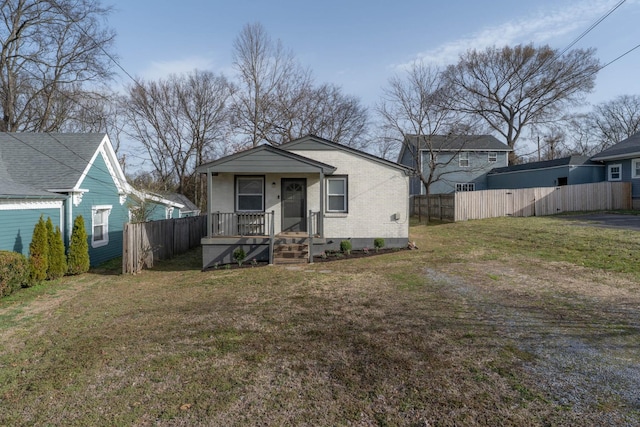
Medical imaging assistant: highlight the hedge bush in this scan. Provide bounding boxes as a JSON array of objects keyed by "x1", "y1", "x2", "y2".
[
  {"x1": 233, "y1": 247, "x2": 246, "y2": 266},
  {"x1": 0, "y1": 251, "x2": 29, "y2": 297},
  {"x1": 28, "y1": 215, "x2": 49, "y2": 285},
  {"x1": 67, "y1": 215, "x2": 90, "y2": 275},
  {"x1": 340, "y1": 240, "x2": 352, "y2": 255},
  {"x1": 373, "y1": 238, "x2": 385, "y2": 252},
  {"x1": 48, "y1": 220, "x2": 67, "y2": 280}
]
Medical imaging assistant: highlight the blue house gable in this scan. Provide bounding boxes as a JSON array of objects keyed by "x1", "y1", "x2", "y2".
[
  {"x1": 0, "y1": 133, "x2": 182, "y2": 266},
  {"x1": 398, "y1": 134, "x2": 512, "y2": 194},
  {"x1": 591, "y1": 131, "x2": 640, "y2": 209}
]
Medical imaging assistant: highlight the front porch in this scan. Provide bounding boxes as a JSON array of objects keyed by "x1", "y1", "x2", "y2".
[{"x1": 201, "y1": 211, "x2": 324, "y2": 268}]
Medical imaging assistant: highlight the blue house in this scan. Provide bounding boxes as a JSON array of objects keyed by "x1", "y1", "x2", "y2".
[
  {"x1": 397, "y1": 135, "x2": 512, "y2": 194},
  {"x1": 487, "y1": 156, "x2": 605, "y2": 189},
  {"x1": 0, "y1": 133, "x2": 183, "y2": 266},
  {"x1": 591, "y1": 131, "x2": 640, "y2": 209}
]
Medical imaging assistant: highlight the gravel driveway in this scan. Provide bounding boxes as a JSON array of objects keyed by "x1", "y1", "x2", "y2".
[
  {"x1": 559, "y1": 213, "x2": 640, "y2": 231},
  {"x1": 425, "y1": 263, "x2": 640, "y2": 426}
]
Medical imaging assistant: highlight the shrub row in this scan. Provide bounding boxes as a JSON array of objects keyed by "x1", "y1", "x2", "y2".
[
  {"x1": 2, "y1": 215, "x2": 90, "y2": 299},
  {"x1": 339, "y1": 238, "x2": 385, "y2": 253}
]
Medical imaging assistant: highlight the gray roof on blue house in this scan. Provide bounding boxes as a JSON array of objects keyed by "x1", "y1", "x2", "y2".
[
  {"x1": 404, "y1": 134, "x2": 512, "y2": 151},
  {"x1": 489, "y1": 155, "x2": 600, "y2": 174},
  {"x1": 0, "y1": 133, "x2": 107, "y2": 192},
  {"x1": 159, "y1": 193, "x2": 199, "y2": 212},
  {"x1": 591, "y1": 131, "x2": 640, "y2": 161}
]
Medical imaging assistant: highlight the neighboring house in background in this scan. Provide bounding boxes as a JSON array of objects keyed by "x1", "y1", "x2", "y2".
[
  {"x1": 158, "y1": 192, "x2": 201, "y2": 218},
  {"x1": 0, "y1": 133, "x2": 182, "y2": 266},
  {"x1": 591, "y1": 131, "x2": 640, "y2": 209},
  {"x1": 397, "y1": 135, "x2": 512, "y2": 194},
  {"x1": 196, "y1": 134, "x2": 411, "y2": 268},
  {"x1": 487, "y1": 156, "x2": 605, "y2": 189}
]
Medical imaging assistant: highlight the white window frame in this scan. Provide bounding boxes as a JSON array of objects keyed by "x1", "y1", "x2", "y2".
[
  {"x1": 236, "y1": 176, "x2": 264, "y2": 212},
  {"x1": 455, "y1": 183, "x2": 475, "y2": 192},
  {"x1": 632, "y1": 159, "x2": 640, "y2": 179},
  {"x1": 488, "y1": 152, "x2": 498, "y2": 162},
  {"x1": 326, "y1": 176, "x2": 348, "y2": 213},
  {"x1": 608, "y1": 164, "x2": 622, "y2": 181},
  {"x1": 91, "y1": 205, "x2": 112, "y2": 248},
  {"x1": 459, "y1": 151, "x2": 469, "y2": 167}
]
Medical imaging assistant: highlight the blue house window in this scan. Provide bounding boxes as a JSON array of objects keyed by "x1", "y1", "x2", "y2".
[
  {"x1": 488, "y1": 152, "x2": 498, "y2": 162},
  {"x1": 91, "y1": 205, "x2": 111, "y2": 248},
  {"x1": 608, "y1": 164, "x2": 622, "y2": 181},
  {"x1": 459, "y1": 152, "x2": 469, "y2": 167},
  {"x1": 456, "y1": 183, "x2": 475, "y2": 192},
  {"x1": 632, "y1": 159, "x2": 640, "y2": 179}
]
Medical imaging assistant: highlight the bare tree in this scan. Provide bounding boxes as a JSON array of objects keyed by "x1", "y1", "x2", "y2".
[
  {"x1": 376, "y1": 61, "x2": 476, "y2": 196},
  {"x1": 0, "y1": 0, "x2": 115, "y2": 132},
  {"x1": 232, "y1": 22, "x2": 300, "y2": 147},
  {"x1": 267, "y1": 81, "x2": 369, "y2": 148},
  {"x1": 589, "y1": 94, "x2": 640, "y2": 149},
  {"x1": 232, "y1": 22, "x2": 369, "y2": 149},
  {"x1": 123, "y1": 70, "x2": 234, "y2": 204},
  {"x1": 443, "y1": 44, "x2": 599, "y2": 163}
]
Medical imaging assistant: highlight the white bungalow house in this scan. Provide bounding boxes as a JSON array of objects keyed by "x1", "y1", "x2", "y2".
[{"x1": 196, "y1": 135, "x2": 411, "y2": 268}]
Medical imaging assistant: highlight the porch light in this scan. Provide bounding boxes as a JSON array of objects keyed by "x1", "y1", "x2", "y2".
[{"x1": 272, "y1": 181, "x2": 276, "y2": 187}]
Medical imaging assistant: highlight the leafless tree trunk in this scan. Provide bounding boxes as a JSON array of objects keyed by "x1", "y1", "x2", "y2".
[{"x1": 0, "y1": 0, "x2": 115, "y2": 132}]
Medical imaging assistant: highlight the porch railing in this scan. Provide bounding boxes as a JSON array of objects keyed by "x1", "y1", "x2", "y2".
[
  {"x1": 308, "y1": 210, "x2": 321, "y2": 264},
  {"x1": 210, "y1": 211, "x2": 274, "y2": 237}
]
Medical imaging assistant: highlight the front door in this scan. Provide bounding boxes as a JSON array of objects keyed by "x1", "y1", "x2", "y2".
[{"x1": 281, "y1": 178, "x2": 307, "y2": 232}]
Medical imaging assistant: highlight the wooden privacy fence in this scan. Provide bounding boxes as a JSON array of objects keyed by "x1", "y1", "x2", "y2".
[
  {"x1": 123, "y1": 215, "x2": 207, "y2": 274},
  {"x1": 411, "y1": 194, "x2": 455, "y2": 221},
  {"x1": 454, "y1": 181, "x2": 631, "y2": 221}
]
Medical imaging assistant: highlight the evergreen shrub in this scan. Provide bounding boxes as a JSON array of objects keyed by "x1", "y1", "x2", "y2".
[
  {"x1": 28, "y1": 215, "x2": 49, "y2": 285},
  {"x1": 0, "y1": 251, "x2": 29, "y2": 297},
  {"x1": 67, "y1": 215, "x2": 90, "y2": 275},
  {"x1": 48, "y1": 220, "x2": 67, "y2": 280}
]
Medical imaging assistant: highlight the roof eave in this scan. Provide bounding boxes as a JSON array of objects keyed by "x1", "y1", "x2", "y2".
[{"x1": 591, "y1": 153, "x2": 640, "y2": 162}]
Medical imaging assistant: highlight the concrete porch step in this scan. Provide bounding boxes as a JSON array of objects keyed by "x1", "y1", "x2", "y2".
[
  {"x1": 273, "y1": 257, "x2": 308, "y2": 265},
  {"x1": 273, "y1": 240, "x2": 309, "y2": 265}
]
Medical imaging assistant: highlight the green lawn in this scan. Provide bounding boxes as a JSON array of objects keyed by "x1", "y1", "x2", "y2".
[{"x1": 1, "y1": 216, "x2": 639, "y2": 426}]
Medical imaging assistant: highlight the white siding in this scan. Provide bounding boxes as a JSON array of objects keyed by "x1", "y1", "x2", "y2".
[{"x1": 288, "y1": 149, "x2": 409, "y2": 239}]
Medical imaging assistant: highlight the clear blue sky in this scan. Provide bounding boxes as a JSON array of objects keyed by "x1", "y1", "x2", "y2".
[{"x1": 108, "y1": 0, "x2": 640, "y2": 111}]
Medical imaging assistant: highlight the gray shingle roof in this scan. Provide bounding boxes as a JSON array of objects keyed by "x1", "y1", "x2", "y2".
[
  {"x1": 591, "y1": 131, "x2": 640, "y2": 161},
  {"x1": 404, "y1": 134, "x2": 512, "y2": 151},
  {"x1": 159, "y1": 193, "x2": 199, "y2": 212},
  {"x1": 0, "y1": 148, "x2": 66, "y2": 198},
  {"x1": 489, "y1": 155, "x2": 598, "y2": 174},
  {"x1": 0, "y1": 133, "x2": 106, "y2": 194}
]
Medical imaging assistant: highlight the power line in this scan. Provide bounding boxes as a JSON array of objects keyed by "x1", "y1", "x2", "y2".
[
  {"x1": 559, "y1": 0, "x2": 626, "y2": 56},
  {"x1": 599, "y1": 43, "x2": 640, "y2": 71}
]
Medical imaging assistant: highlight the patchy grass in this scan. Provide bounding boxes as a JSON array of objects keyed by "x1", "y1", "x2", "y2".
[{"x1": 1, "y1": 217, "x2": 640, "y2": 426}]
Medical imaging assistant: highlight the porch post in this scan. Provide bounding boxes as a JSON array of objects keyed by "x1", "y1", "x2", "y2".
[
  {"x1": 308, "y1": 209, "x2": 313, "y2": 264},
  {"x1": 206, "y1": 170, "x2": 213, "y2": 237},
  {"x1": 319, "y1": 170, "x2": 324, "y2": 236},
  {"x1": 269, "y1": 210, "x2": 275, "y2": 265}
]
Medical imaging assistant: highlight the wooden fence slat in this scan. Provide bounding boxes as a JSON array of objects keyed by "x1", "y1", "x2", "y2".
[
  {"x1": 122, "y1": 215, "x2": 207, "y2": 274},
  {"x1": 412, "y1": 182, "x2": 632, "y2": 223}
]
